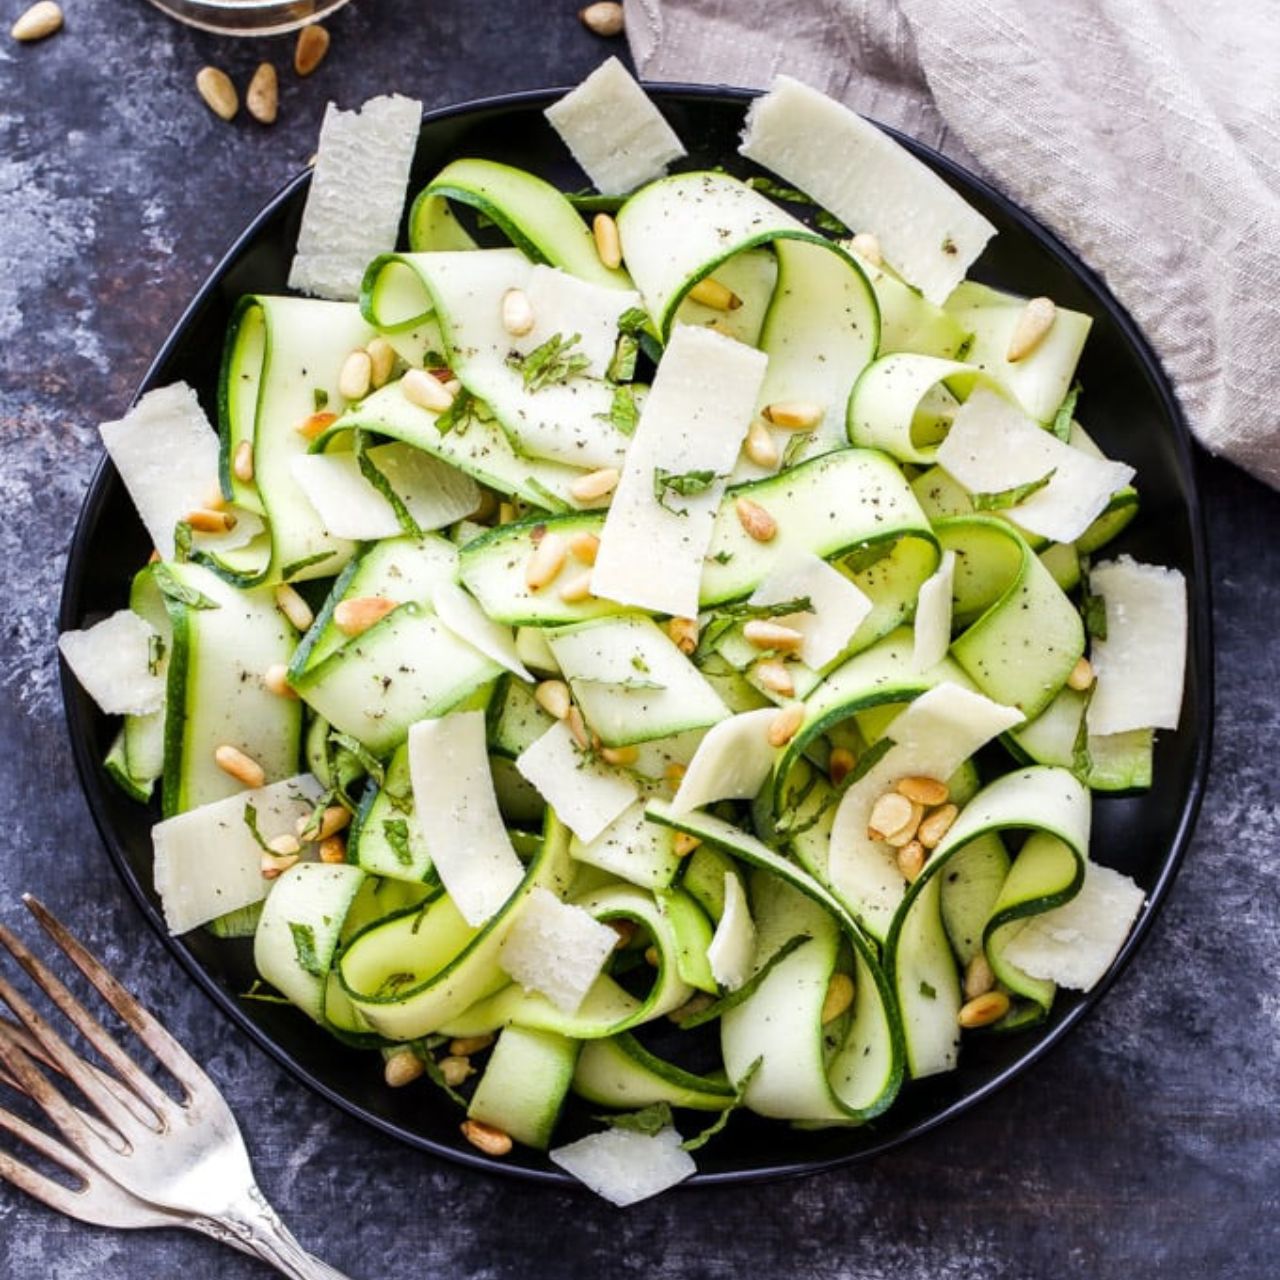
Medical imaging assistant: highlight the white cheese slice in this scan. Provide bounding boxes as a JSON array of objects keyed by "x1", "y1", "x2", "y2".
[
  {"x1": 288, "y1": 94, "x2": 422, "y2": 300},
  {"x1": 152, "y1": 774, "x2": 324, "y2": 935},
  {"x1": 912, "y1": 549, "x2": 956, "y2": 674},
  {"x1": 671, "y1": 708, "x2": 778, "y2": 815},
  {"x1": 407, "y1": 712, "x2": 525, "y2": 926},
  {"x1": 1086, "y1": 556, "x2": 1187, "y2": 736},
  {"x1": 499, "y1": 886, "x2": 619, "y2": 1013},
  {"x1": 516, "y1": 721, "x2": 639, "y2": 843},
  {"x1": 431, "y1": 581, "x2": 532, "y2": 681},
  {"x1": 59, "y1": 610, "x2": 164, "y2": 717},
  {"x1": 1002, "y1": 860, "x2": 1145, "y2": 991},
  {"x1": 521, "y1": 264, "x2": 642, "y2": 379},
  {"x1": 550, "y1": 1124, "x2": 696, "y2": 1206},
  {"x1": 935, "y1": 388, "x2": 1135, "y2": 544},
  {"x1": 740, "y1": 75, "x2": 996, "y2": 304},
  {"x1": 828, "y1": 683, "x2": 1023, "y2": 937},
  {"x1": 590, "y1": 324, "x2": 768, "y2": 618},
  {"x1": 544, "y1": 57, "x2": 687, "y2": 197},
  {"x1": 749, "y1": 552, "x2": 873, "y2": 671},
  {"x1": 706, "y1": 871, "x2": 756, "y2": 993}
]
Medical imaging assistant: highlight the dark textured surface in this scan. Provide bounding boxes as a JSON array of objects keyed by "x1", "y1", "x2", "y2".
[{"x1": 1, "y1": 3, "x2": 1276, "y2": 1277}]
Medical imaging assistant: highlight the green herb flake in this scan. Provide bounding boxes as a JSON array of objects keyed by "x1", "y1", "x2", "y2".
[
  {"x1": 652, "y1": 466, "x2": 720, "y2": 514},
  {"x1": 152, "y1": 563, "x2": 221, "y2": 610},
  {"x1": 329, "y1": 730, "x2": 386, "y2": 790},
  {"x1": 383, "y1": 818, "x2": 414, "y2": 867},
  {"x1": 288, "y1": 922, "x2": 325, "y2": 978},
  {"x1": 242, "y1": 802, "x2": 271, "y2": 853},
  {"x1": 280, "y1": 551, "x2": 336, "y2": 582},
  {"x1": 507, "y1": 332, "x2": 591, "y2": 391},
  {"x1": 147, "y1": 633, "x2": 166, "y2": 676},
  {"x1": 595, "y1": 1102, "x2": 674, "y2": 1137},
  {"x1": 716, "y1": 595, "x2": 814, "y2": 622},
  {"x1": 595, "y1": 383, "x2": 639, "y2": 435},
  {"x1": 418, "y1": 1050, "x2": 469, "y2": 1108},
  {"x1": 172, "y1": 520, "x2": 193, "y2": 564},
  {"x1": 1051, "y1": 382, "x2": 1081, "y2": 443},
  {"x1": 435, "y1": 387, "x2": 491, "y2": 437},
  {"x1": 313, "y1": 388, "x2": 330, "y2": 412},
  {"x1": 919, "y1": 980, "x2": 937, "y2": 1000},
  {"x1": 780, "y1": 432, "x2": 813, "y2": 471},
  {"x1": 971, "y1": 469, "x2": 1056, "y2": 512},
  {"x1": 630, "y1": 654, "x2": 651, "y2": 675},
  {"x1": 682, "y1": 1058, "x2": 763, "y2": 1152},
  {"x1": 239, "y1": 979, "x2": 292, "y2": 1005},
  {"x1": 1082, "y1": 593, "x2": 1108, "y2": 641},
  {"x1": 712, "y1": 550, "x2": 734, "y2": 566}
]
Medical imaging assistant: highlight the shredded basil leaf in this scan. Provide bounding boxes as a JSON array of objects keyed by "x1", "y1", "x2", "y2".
[
  {"x1": 288, "y1": 922, "x2": 325, "y2": 978},
  {"x1": 152, "y1": 563, "x2": 220, "y2": 610},
  {"x1": 382, "y1": 818, "x2": 414, "y2": 866},
  {"x1": 435, "y1": 386, "x2": 491, "y2": 437},
  {"x1": 507, "y1": 332, "x2": 590, "y2": 391},
  {"x1": 653, "y1": 466, "x2": 720, "y2": 513},
  {"x1": 681, "y1": 1058, "x2": 763, "y2": 1152},
  {"x1": 595, "y1": 383, "x2": 639, "y2": 436},
  {"x1": 146, "y1": 633, "x2": 166, "y2": 676},
  {"x1": 1051, "y1": 383, "x2": 1081, "y2": 443},
  {"x1": 716, "y1": 595, "x2": 813, "y2": 622},
  {"x1": 328, "y1": 731, "x2": 385, "y2": 790},
  {"x1": 779, "y1": 432, "x2": 813, "y2": 471},
  {"x1": 971, "y1": 468, "x2": 1056, "y2": 512},
  {"x1": 919, "y1": 980, "x2": 937, "y2": 1000},
  {"x1": 595, "y1": 1102, "x2": 673, "y2": 1137},
  {"x1": 172, "y1": 520, "x2": 193, "y2": 563},
  {"x1": 313, "y1": 387, "x2": 329, "y2": 412},
  {"x1": 280, "y1": 551, "x2": 336, "y2": 581},
  {"x1": 239, "y1": 980, "x2": 292, "y2": 1005},
  {"x1": 242, "y1": 802, "x2": 271, "y2": 853}
]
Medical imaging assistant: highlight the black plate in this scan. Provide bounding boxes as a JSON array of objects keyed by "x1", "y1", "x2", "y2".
[{"x1": 59, "y1": 86, "x2": 1212, "y2": 1185}]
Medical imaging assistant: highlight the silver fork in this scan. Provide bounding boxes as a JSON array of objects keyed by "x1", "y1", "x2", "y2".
[{"x1": 0, "y1": 894, "x2": 351, "y2": 1279}]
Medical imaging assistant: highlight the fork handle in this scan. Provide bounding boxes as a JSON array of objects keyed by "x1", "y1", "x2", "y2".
[{"x1": 218, "y1": 1186, "x2": 352, "y2": 1280}]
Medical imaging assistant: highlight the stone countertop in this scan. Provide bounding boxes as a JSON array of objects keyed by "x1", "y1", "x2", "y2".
[{"x1": 1, "y1": 3, "x2": 1276, "y2": 1276}]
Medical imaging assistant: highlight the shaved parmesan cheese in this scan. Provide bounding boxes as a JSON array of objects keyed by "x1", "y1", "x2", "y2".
[
  {"x1": 706, "y1": 872, "x2": 756, "y2": 992},
  {"x1": 432, "y1": 581, "x2": 532, "y2": 681},
  {"x1": 407, "y1": 712, "x2": 524, "y2": 925},
  {"x1": 544, "y1": 57, "x2": 687, "y2": 197},
  {"x1": 749, "y1": 552, "x2": 873, "y2": 671},
  {"x1": 289, "y1": 94, "x2": 422, "y2": 300},
  {"x1": 671, "y1": 709, "x2": 778, "y2": 814},
  {"x1": 521, "y1": 264, "x2": 643, "y2": 379},
  {"x1": 499, "y1": 886, "x2": 618, "y2": 1013},
  {"x1": 590, "y1": 324, "x2": 767, "y2": 618},
  {"x1": 740, "y1": 76, "x2": 995, "y2": 304},
  {"x1": 515, "y1": 721, "x2": 638, "y2": 843},
  {"x1": 550, "y1": 1124, "x2": 695, "y2": 1206},
  {"x1": 59, "y1": 610, "x2": 164, "y2": 716},
  {"x1": 1086, "y1": 556, "x2": 1187, "y2": 736},
  {"x1": 935, "y1": 389, "x2": 1135, "y2": 543},
  {"x1": 1002, "y1": 861, "x2": 1145, "y2": 991},
  {"x1": 152, "y1": 774, "x2": 324, "y2": 934},
  {"x1": 913, "y1": 549, "x2": 956, "y2": 673}
]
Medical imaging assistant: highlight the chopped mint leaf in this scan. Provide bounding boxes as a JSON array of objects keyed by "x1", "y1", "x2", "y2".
[
  {"x1": 594, "y1": 1102, "x2": 674, "y2": 1137},
  {"x1": 417, "y1": 1049, "x2": 469, "y2": 1108},
  {"x1": 1082, "y1": 592, "x2": 1108, "y2": 642},
  {"x1": 630, "y1": 654, "x2": 651, "y2": 675},
  {"x1": 328, "y1": 730, "x2": 385, "y2": 790},
  {"x1": 280, "y1": 551, "x2": 336, "y2": 581},
  {"x1": 712, "y1": 550, "x2": 734, "y2": 566},
  {"x1": 242, "y1": 802, "x2": 271, "y2": 853},
  {"x1": 435, "y1": 387, "x2": 491, "y2": 437},
  {"x1": 288, "y1": 922, "x2": 325, "y2": 978},
  {"x1": 716, "y1": 595, "x2": 813, "y2": 622},
  {"x1": 681, "y1": 1058, "x2": 763, "y2": 1152},
  {"x1": 606, "y1": 331, "x2": 638, "y2": 384},
  {"x1": 972, "y1": 468, "x2": 1056, "y2": 512},
  {"x1": 653, "y1": 466, "x2": 720, "y2": 514},
  {"x1": 147, "y1": 633, "x2": 166, "y2": 676},
  {"x1": 152, "y1": 563, "x2": 220, "y2": 610},
  {"x1": 239, "y1": 979, "x2": 292, "y2": 1005},
  {"x1": 617, "y1": 306, "x2": 650, "y2": 336},
  {"x1": 1051, "y1": 383, "x2": 1081, "y2": 443},
  {"x1": 382, "y1": 818, "x2": 414, "y2": 866},
  {"x1": 780, "y1": 432, "x2": 812, "y2": 470},
  {"x1": 173, "y1": 520, "x2": 193, "y2": 563},
  {"x1": 595, "y1": 383, "x2": 639, "y2": 435},
  {"x1": 313, "y1": 388, "x2": 329, "y2": 412},
  {"x1": 919, "y1": 980, "x2": 937, "y2": 1000},
  {"x1": 507, "y1": 332, "x2": 590, "y2": 391}
]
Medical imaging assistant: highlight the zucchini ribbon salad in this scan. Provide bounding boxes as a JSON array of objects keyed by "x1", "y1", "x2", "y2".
[{"x1": 60, "y1": 60, "x2": 1188, "y2": 1204}]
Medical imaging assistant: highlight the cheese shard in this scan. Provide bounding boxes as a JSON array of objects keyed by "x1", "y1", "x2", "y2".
[
  {"x1": 407, "y1": 712, "x2": 525, "y2": 925},
  {"x1": 432, "y1": 581, "x2": 532, "y2": 681},
  {"x1": 499, "y1": 887, "x2": 618, "y2": 1013},
  {"x1": 152, "y1": 774, "x2": 324, "y2": 935},
  {"x1": 1086, "y1": 556, "x2": 1187, "y2": 736},
  {"x1": 706, "y1": 872, "x2": 756, "y2": 992},
  {"x1": 59, "y1": 610, "x2": 164, "y2": 717},
  {"x1": 1002, "y1": 861, "x2": 1145, "y2": 991},
  {"x1": 544, "y1": 57, "x2": 687, "y2": 196},
  {"x1": 913, "y1": 549, "x2": 956, "y2": 674},
  {"x1": 515, "y1": 721, "x2": 639, "y2": 843},
  {"x1": 289, "y1": 94, "x2": 422, "y2": 300},
  {"x1": 749, "y1": 552, "x2": 873, "y2": 671},
  {"x1": 671, "y1": 709, "x2": 778, "y2": 815},
  {"x1": 740, "y1": 75, "x2": 995, "y2": 304},
  {"x1": 591, "y1": 324, "x2": 768, "y2": 618},
  {"x1": 550, "y1": 1124, "x2": 696, "y2": 1206}
]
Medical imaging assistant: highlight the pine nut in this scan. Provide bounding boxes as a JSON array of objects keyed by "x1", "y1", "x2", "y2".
[
  {"x1": 754, "y1": 660, "x2": 794, "y2": 697},
  {"x1": 885, "y1": 802, "x2": 924, "y2": 847},
  {"x1": 267, "y1": 833, "x2": 301, "y2": 856},
  {"x1": 896, "y1": 839, "x2": 926, "y2": 882},
  {"x1": 566, "y1": 705, "x2": 590, "y2": 751},
  {"x1": 896, "y1": 775, "x2": 949, "y2": 807},
  {"x1": 958, "y1": 990, "x2": 1010, "y2": 1029},
  {"x1": 673, "y1": 832, "x2": 701, "y2": 857},
  {"x1": 294, "y1": 23, "x2": 330, "y2": 77},
  {"x1": 260, "y1": 852, "x2": 298, "y2": 880},
  {"x1": 768, "y1": 702, "x2": 805, "y2": 747},
  {"x1": 592, "y1": 213, "x2": 622, "y2": 270},
  {"x1": 334, "y1": 595, "x2": 397, "y2": 636},
  {"x1": 525, "y1": 532, "x2": 567, "y2": 590},
  {"x1": 1067, "y1": 655, "x2": 1094, "y2": 691},
  {"x1": 185, "y1": 507, "x2": 236, "y2": 533},
  {"x1": 295, "y1": 410, "x2": 337, "y2": 440},
  {"x1": 558, "y1": 570, "x2": 594, "y2": 603},
  {"x1": 744, "y1": 419, "x2": 779, "y2": 468},
  {"x1": 569, "y1": 467, "x2": 620, "y2": 502},
  {"x1": 233, "y1": 439, "x2": 255, "y2": 483},
  {"x1": 829, "y1": 746, "x2": 856, "y2": 786},
  {"x1": 439, "y1": 1055, "x2": 475, "y2": 1087},
  {"x1": 11, "y1": 2, "x2": 62, "y2": 41},
  {"x1": 338, "y1": 350, "x2": 372, "y2": 401},
  {"x1": 743, "y1": 619, "x2": 804, "y2": 653},
  {"x1": 601, "y1": 744, "x2": 639, "y2": 767},
  {"x1": 318, "y1": 834, "x2": 347, "y2": 864},
  {"x1": 461, "y1": 1119, "x2": 513, "y2": 1156},
  {"x1": 274, "y1": 584, "x2": 314, "y2": 631},
  {"x1": 568, "y1": 531, "x2": 600, "y2": 565},
  {"x1": 215, "y1": 744, "x2": 265, "y2": 789},
  {"x1": 666, "y1": 616, "x2": 699, "y2": 655},
  {"x1": 246, "y1": 62, "x2": 278, "y2": 125},
  {"x1": 297, "y1": 804, "x2": 350, "y2": 841},
  {"x1": 402, "y1": 368, "x2": 455, "y2": 413},
  {"x1": 498, "y1": 501, "x2": 518, "y2": 525},
  {"x1": 449, "y1": 1034, "x2": 495, "y2": 1057},
  {"x1": 867, "y1": 791, "x2": 914, "y2": 842},
  {"x1": 849, "y1": 231, "x2": 882, "y2": 266},
  {"x1": 367, "y1": 337, "x2": 396, "y2": 389},
  {"x1": 1006, "y1": 296, "x2": 1057, "y2": 362},
  {"x1": 964, "y1": 952, "x2": 995, "y2": 1001},
  {"x1": 821, "y1": 972, "x2": 854, "y2": 1024},
  {"x1": 263, "y1": 663, "x2": 296, "y2": 698},
  {"x1": 762, "y1": 401, "x2": 823, "y2": 430},
  {"x1": 644, "y1": 945, "x2": 660, "y2": 967},
  {"x1": 384, "y1": 1049, "x2": 424, "y2": 1088},
  {"x1": 735, "y1": 497, "x2": 777, "y2": 542},
  {"x1": 688, "y1": 277, "x2": 742, "y2": 311},
  {"x1": 578, "y1": 1, "x2": 624, "y2": 36},
  {"x1": 195, "y1": 66, "x2": 238, "y2": 121},
  {"x1": 917, "y1": 803, "x2": 958, "y2": 850},
  {"x1": 501, "y1": 287, "x2": 536, "y2": 337},
  {"x1": 534, "y1": 679, "x2": 572, "y2": 721}
]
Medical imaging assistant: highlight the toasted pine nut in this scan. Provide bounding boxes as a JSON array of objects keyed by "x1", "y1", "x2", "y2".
[
  {"x1": 568, "y1": 531, "x2": 600, "y2": 565},
  {"x1": 439, "y1": 1055, "x2": 475, "y2": 1087},
  {"x1": 534, "y1": 679, "x2": 572, "y2": 721},
  {"x1": 569, "y1": 467, "x2": 620, "y2": 502},
  {"x1": 601, "y1": 744, "x2": 639, "y2": 767},
  {"x1": 918, "y1": 803, "x2": 959, "y2": 850},
  {"x1": 195, "y1": 66, "x2": 238, "y2": 121},
  {"x1": 402, "y1": 367, "x2": 455, "y2": 413},
  {"x1": 384, "y1": 1049, "x2": 424, "y2": 1088},
  {"x1": 664, "y1": 762, "x2": 687, "y2": 788},
  {"x1": 260, "y1": 852, "x2": 298, "y2": 880},
  {"x1": 566, "y1": 705, "x2": 590, "y2": 751},
  {"x1": 215, "y1": 744, "x2": 265, "y2": 789},
  {"x1": 246, "y1": 62, "x2": 278, "y2": 125},
  {"x1": 668, "y1": 992, "x2": 715, "y2": 1024},
  {"x1": 592, "y1": 213, "x2": 622, "y2": 270},
  {"x1": 829, "y1": 746, "x2": 856, "y2": 787},
  {"x1": 578, "y1": 1, "x2": 624, "y2": 36},
  {"x1": 233, "y1": 439, "x2": 255, "y2": 483},
  {"x1": 867, "y1": 791, "x2": 914, "y2": 842},
  {"x1": 333, "y1": 595, "x2": 397, "y2": 636},
  {"x1": 644, "y1": 945, "x2": 660, "y2": 967},
  {"x1": 896, "y1": 840, "x2": 926, "y2": 882},
  {"x1": 743, "y1": 619, "x2": 805, "y2": 653},
  {"x1": 263, "y1": 663, "x2": 296, "y2": 699},
  {"x1": 449, "y1": 1034, "x2": 495, "y2": 1057},
  {"x1": 673, "y1": 832, "x2": 701, "y2": 857},
  {"x1": 821, "y1": 972, "x2": 854, "y2": 1024},
  {"x1": 754, "y1": 660, "x2": 795, "y2": 697},
  {"x1": 688, "y1": 277, "x2": 742, "y2": 311},
  {"x1": 338, "y1": 350, "x2": 372, "y2": 401},
  {"x1": 367, "y1": 337, "x2": 396, "y2": 389},
  {"x1": 1067, "y1": 655, "x2": 1094, "y2": 691},
  {"x1": 274, "y1": 583, "x2": 314, "y2": 631},
  {"x1": 318, "y1": 834, "x2": 347, "y2": 864},
  {"x1": 295, "y1": 410, "x2": 337, "y2": 440},
  {"x1": 666, "y1": 616, "x2": 699, "y2": 655},
  {"x1": 849, "y1": 231, "x2": 882, "y2": 266},
  {"x1": 735, "y1": 497, "x2": 777, "y2": 543},
  {"x1": 964, "y1": 952, "x2": 996, "y2": 1001},
  {"x1": 762, "y1": 400, "x2": 823, "y2": 430},
  {"x1": 203, "y1": 485, "x2": 229, "y2": 512},
  {"x1": 558, "y1": 570, "x2": 594, "y2": 603},
  {"x1": 525, "y1": 532, "x2": 567, "y2": 590},
  {"x1": 896, "y1": 775, "x2": 950, "y2": 807},
  {"x1": 958, "y1": 990, "x2": 1011, "y2": 1029},
  {"x1": 185, "y1": 507, "x2": 236, "y2": 534},
  {"x1": 885, "y1": 802, "x2": 924, "y2": 847},
  {"x1": 1006, "y1": 296, "x2": 1057, "y2": 362},
  {"x1": 298, "y1": 804, "x2": 351, "y2": 840},
  {"x1": 744, "y1": 419, "x2": 779, "y2": 468},
  {"x1": 768, "y1": 702, "x2": 805, "y2": 747},
  {"x1": 267, "y1": 833, "x2": 301, "y2": 856},
  {"x1": 501, "y1": 287, "x2": 536, "y2": 337},
  {"x1": 294, "y1": 23, "x2": 330, "y2": 77},
  {"x1": 11, "y1": 2, "x2": 62, "y2": 42},
  {"x1": 461, "y1": 1118, "x2": 513, "y2": 1156}
]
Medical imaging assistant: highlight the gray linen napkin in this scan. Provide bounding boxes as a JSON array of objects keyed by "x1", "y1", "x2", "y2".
[{"x1": 625, "y1": 0, "x2": 1280, "y2": 487}]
